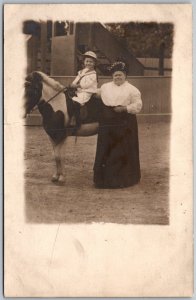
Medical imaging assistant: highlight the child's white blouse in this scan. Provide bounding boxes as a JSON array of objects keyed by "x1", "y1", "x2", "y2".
[
  {"x1": 72, "y1": 68, "x2": 97, "y2": 93},
  {"x1": 100, "y1": 81, "x2": 142, "y2": 114},
  {"x1": 72, "y1": 68, "x2": 97, "y2": 104}
]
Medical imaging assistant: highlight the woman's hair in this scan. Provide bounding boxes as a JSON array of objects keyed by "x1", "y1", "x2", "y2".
[{"x1": 108, "y1": 61, "x2": 128, "y2": 75}]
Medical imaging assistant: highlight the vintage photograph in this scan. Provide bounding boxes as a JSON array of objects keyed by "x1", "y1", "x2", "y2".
[
  {"x1": 4, "y1": 4, "x2": 193, "y2": 297},
  {"x1": 24, "y1": 20, "x2": 173, "y2": 225}
]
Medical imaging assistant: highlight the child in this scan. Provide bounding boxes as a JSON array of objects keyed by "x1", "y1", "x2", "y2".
[{"x1": 70, "y1": 51, "x2": 98, "y2": 130}]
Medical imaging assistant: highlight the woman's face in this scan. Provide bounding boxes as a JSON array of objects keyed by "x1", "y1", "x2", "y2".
[
  {"x1": 84, "y1": 57, "x2": 96, "y2": 70},
  {"x1": 112, "y1": 71, "x2": 126, "y2": 86}
]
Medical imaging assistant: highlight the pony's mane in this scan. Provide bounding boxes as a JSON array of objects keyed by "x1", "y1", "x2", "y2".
[{"x1": 36, "y1": 71, "x2": 64, "y2": 92}]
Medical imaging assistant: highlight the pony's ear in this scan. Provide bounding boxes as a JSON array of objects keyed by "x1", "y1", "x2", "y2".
[
  {"x1": 25, "y1": 71, "x2": 42, "y2": 83},
  {"x1": 25, "y1": 73, "x2": 34, "y2": 82}
]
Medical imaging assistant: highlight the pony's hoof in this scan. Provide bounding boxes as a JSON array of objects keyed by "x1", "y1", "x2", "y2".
[
  {"x1": 58, "y1": 175, "x2": 65, "y2": 184},
  {"x1": 51, "y1": 174, "x2": 59, "y2": 182}
]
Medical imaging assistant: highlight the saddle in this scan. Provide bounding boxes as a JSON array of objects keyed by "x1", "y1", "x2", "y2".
[{"x1": 65, "y1": 88, "x2": 102, "y2": 128}]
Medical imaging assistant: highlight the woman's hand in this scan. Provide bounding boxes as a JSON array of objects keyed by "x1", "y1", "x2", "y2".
[{"x1": 113, "y1": 106, "x2": 127, "y2": 113}]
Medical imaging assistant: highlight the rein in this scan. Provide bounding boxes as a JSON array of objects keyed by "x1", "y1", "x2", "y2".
[
  {"x1": 30, "y1": 85, "x2": 68, "y2": 113},
  {"x1": 28, "y1": 70, "x2": 95, "y2": 114}
]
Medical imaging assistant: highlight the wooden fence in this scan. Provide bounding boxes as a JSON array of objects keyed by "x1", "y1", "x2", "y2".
[{"x1": 25, "y1": 76, "x2": 172, "y2": 125}]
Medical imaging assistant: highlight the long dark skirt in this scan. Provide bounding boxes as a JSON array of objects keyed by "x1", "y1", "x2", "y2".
[{"x1": 93, "y1": 106, "x2": 141, "y2": 188}]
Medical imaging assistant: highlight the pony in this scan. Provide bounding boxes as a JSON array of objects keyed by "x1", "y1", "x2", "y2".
[{"x1": 24, "y1": 71, "x2": 102, "y2": 184}]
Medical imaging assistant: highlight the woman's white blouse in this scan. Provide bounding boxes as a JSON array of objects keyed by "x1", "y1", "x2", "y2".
[{"x1": 100, "y1": 81, "x2": 142, "y2": 114}]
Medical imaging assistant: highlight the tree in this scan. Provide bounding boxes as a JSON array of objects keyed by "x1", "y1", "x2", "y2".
[{"x1": 105, "y1": 22, "x2": 174, "y2": 58}]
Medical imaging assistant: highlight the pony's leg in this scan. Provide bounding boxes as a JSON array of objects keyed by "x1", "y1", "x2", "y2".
[
  {"x1": 50, "y1": 139, "x2": 66, "y2": 183},
  {"x1": 54, "y1": 143, "x2": 65, "y2": 183},
  {"x1": 50, "y1": 139, "x2": 60, "y2": 181}
]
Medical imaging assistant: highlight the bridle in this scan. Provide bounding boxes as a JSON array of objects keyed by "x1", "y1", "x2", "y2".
[
  {"x1": 26, "y1": 70, "x2": 94, "y2": 114},
  {"x1": 28, "y1": 84, "x2": 69, "y2": 114}
]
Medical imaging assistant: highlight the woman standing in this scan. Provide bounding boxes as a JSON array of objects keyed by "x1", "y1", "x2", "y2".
[{"x1": 93, "y1": 61, "x2": 142, "y2": 188}]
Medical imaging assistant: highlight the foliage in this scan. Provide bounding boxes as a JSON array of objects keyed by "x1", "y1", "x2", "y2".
[{"x1": 105, "y1": 22, "x2": 174, "y2": 58}]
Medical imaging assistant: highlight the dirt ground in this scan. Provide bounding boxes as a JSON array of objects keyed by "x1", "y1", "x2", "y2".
[{"x1": 25, "y1": 122, "x2": 170, "y2": 225}]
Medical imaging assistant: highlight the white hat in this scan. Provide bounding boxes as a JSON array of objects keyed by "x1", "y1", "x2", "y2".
[{"x1": 83, "y1": 51, "x2": 97, "y2": 60}]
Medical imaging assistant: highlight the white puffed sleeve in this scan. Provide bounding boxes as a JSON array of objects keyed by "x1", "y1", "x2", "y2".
[{"x1": 126, "y1": 89, "x2": 142, "y2": 114}]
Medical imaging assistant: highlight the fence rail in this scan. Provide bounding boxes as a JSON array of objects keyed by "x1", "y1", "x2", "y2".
[
  {"x1": 26, "y1": 76, "x2": 172, "y2": 125},
  {"x1": 53, "y1": 76, "x2": 172, "y2": 114}
]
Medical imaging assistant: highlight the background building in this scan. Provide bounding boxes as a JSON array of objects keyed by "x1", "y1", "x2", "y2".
[{"x1": 23, "y1": 21, "x2": 172, "y2": 77}]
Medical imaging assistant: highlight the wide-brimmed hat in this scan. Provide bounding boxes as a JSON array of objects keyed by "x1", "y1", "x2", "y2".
[
  {"x1": 83, "y1": 51, "x2": 97, "y2": 60},
  {"x1": 108, "y1": 61, "x2": 127, "y2": 74}
]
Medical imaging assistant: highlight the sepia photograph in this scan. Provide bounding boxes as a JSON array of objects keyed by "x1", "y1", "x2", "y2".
[
  {"x1": 4, "y1": 4, "x2": 193, "y2": 297},
  {"x1": 24, "y1": 20, "x2": 172, "y2": 225}
]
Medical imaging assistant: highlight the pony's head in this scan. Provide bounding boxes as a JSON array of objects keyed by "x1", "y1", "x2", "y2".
[{"x1": 24, "y1": 71, "x2": 43, "y2": 115}]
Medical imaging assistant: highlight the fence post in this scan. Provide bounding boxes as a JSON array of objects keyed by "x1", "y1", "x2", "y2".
[
  {"x1": 159, "y1": 42, "x2": 165, "y2": 76},
  {"x1": 40, "y1": 22, "x2": 47, "y2": 73}
]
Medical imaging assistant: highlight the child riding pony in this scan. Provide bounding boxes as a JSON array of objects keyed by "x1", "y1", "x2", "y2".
[{"x1": 24, "y1": 71, "x2": 102, "y2": 184}]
